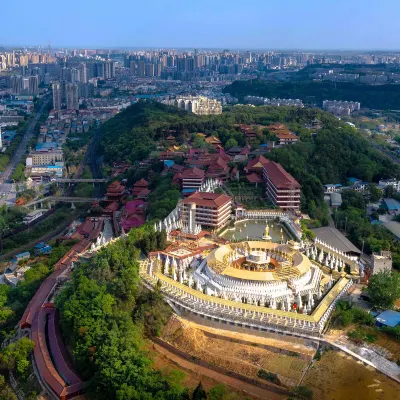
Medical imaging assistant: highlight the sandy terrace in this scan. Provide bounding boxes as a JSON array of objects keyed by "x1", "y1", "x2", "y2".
[
  {"x1": 173, "y1": 314, "x2": 318, "y2": 358},
  {"x1": 161, "y1": 315, "x2": 312, "y2": 387}
]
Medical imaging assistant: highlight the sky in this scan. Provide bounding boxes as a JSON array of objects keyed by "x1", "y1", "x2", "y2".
[{"x1": 1, "y1": 0, "x2": 400, "y2": 50}]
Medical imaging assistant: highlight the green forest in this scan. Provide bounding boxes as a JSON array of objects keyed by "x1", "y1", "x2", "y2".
[
  {"x1": 223, "y1": 79, "x2": 400, "y2": 110},
  {"x1": 55, "y1": 224, "x2": 199, "y2": 399}
]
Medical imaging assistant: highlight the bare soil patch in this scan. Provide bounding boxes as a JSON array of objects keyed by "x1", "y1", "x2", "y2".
[{"x1": 303, "y1": 350, "x2": 400, "y2": 400}]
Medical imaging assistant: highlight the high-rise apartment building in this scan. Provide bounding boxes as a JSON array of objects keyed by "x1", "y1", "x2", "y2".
[
  {"x1": 177, "y1": 58, "x2": 186, "y2": 72},
  {"x1": 22, "y1": 77, "x2": 30, "y2": 92},
  {"x1": 61, "y1": 67, "x2": 71, "y2": 82},
  {"x1": 52, "y1": 82, "x2": 62, "y2": 110},
  {"x1": 28, "y1": 75, "x2": 39, "y2": 95},
  {"x1": 167, "y1": 55, "x2": 175, "y2": 67},
  {"x1": 145, "y1": 63, "x2": 154, "y2": 77},
  {"x1": 78, "y1": 63, "x2": 87, "y2": 83},
  {"x1": 130, "y1": 61, "x2": 136, "y2": 75},
  {"x1": 138, "y1": 61, "x2": 145, "y2": 77},
  {"x1": 104, "y1": 61, "x2": 115, "y2": 79},
  {"x1": 11, "y1": 75, "x2": 22, "y2": 94},
  {"x1": 155, "y1": 63, "x2": 163, "y2": 76},
  {"x1": 66, "y1": 83, "x2": 79, "y2": 110},
  {"x1": 70, "y1": 68, "x2": 80, "y2": 84}
]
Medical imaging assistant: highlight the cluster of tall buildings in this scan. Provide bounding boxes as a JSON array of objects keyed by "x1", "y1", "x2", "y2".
[
  {"x1": 0, "y1": 51, "x2": 57, "y2": 70},
  {"x1": 52, "y1": 82, "x2": 79, "y2": 111},
  {"x1": 51, "y1": 62, "x2": 115, "y2": 110},
  {"x1": 10, "y1": 75, "x2": 39, "y2": 96},
  {"x1": 125, "y1": 50, "x2": 246, "y2": 80}
]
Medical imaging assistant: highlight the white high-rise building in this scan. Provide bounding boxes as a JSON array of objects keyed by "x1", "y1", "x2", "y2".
[{"x1": 52, "y1": 82, "x2": 62, "y2": 111}]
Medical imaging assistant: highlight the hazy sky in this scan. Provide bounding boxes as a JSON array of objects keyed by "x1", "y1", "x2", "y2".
[{"x1": 2, "y1": 0, "x2": 399, "y2": 50}]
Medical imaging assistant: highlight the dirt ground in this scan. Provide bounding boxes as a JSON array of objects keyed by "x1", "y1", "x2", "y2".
[
  {"x1": 303, "y1": 350, "x2": 400, "y2": 400},
  {"x1": 150, "y1": 343, "x2": 286, "y2": 400},
  {"x1": 161, "y1": 315, "x2": 311, "y2": 388},
  {"x1": 328, "y1": 324, "x2": 400, "y2": 363}
]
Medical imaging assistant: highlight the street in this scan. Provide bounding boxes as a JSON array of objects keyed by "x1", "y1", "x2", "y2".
[{"x1": 0, "y1": 95, "x2": 50, "y2": 184}]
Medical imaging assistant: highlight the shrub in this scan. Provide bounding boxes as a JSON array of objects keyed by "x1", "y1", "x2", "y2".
[{"x1": 257, "y1": 369, "x2": 281, "y2": 385}]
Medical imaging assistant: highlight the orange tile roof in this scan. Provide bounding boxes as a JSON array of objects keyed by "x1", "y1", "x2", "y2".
[{"x1": 182, "y1": 191, "x2": 232, "y2": 208}]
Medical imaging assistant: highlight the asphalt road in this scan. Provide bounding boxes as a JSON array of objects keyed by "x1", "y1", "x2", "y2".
[{"x1": 0, "y1": 96, "x2": 50, "y2": 183}]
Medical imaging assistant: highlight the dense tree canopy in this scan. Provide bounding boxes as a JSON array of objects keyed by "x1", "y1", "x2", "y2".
[
  {"x1": 367, "y1": 271, "x2": 400, "y2": 309},
  {"x1": 55, "y1": 225, "x2": 189, "y2": 399},
  {"x1": 224, "y1": 78, "x2": 400, "y2": 110}
]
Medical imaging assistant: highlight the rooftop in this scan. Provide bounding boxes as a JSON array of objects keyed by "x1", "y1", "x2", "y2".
[
  {"x1": 134, "y1": 178, "x2": 148, "y2": 187},
  {"x1": 182, "y1": 167, "x2": 205, "y2": 179},
  {"x1": 375, "y1": 310, "x2": 400, "y2": 328},
  {"x1": 263, "y1": 161, "x2": 300, "y2": 189},
  {"x1": 247, "y1": 155, "x2": 269, "y2": 170},
  {"x1": 383, "y1": 198, "x2": 400, "y2": 211},
  {"x1": 182, "y1": 191, "x2": 232, "y2": 208},
  {"x1": 312, "y1": 226, "x2": 361, "y2": 254}
]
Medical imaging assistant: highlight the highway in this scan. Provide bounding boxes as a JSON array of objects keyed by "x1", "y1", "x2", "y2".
[{"x1": 0, "y1": 96, "x2": 50, "y2": 183}]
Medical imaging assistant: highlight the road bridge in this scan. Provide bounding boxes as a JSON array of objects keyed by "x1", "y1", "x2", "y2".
[
  {"x1": 25, "y1": 196, "x2": 105, "y2": 208},
  {"x1": 56, "y1": 178, "x2": 107, "y2": 183}
]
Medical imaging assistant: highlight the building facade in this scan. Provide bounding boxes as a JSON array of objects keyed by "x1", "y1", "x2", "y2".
[
  {"x1": 52, "y1": 82, "x2": 62, "y2": 111},
  {"x1": 181, "y1": 167, "x2": 205, "y2": 193},
  {"x1": 162, "y1": 96, "x2": 222, "y2": 115},
  {"x1": 28, "y1": 150, "x2": 64, "y2": 166},
  {"x1": 263, "y1": 161, "x2": 301, "y2": 210},
  {"x1": 66, "y1": 83, "x2": 79, "y2": 110},
  {"x1": 180, "y1": 192, "x2": 232, "y2": 231}
]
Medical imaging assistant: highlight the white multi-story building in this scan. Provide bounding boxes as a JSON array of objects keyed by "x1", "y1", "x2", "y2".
[
  {"x1": 378, "y1": 178, "x2": 400, "y2": 192},
  {"x1": 162, "y1": 96, "x2": 222, "y2": 115},
  {"x1": 322, "y1": 100, "x2": 361, "y2": 116},
  {"x1": 179, "y1": 192, "x2": 232, "y2": 231},
  {"x1": 27, "y1": 150, "x2": 64, "y2": 166}
]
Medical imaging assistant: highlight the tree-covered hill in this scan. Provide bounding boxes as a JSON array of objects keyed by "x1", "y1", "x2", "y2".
[
  {"x1": 223, "y1": 79, "x2": 400, "y2": 109},
  {"x1": 99, "y1": 102, "x2": 399, "y2": 223}
]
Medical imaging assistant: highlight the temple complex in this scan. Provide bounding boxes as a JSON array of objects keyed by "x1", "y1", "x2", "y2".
[{"x1": 146, "y1": 204, "x2": 356, "y2": 337}]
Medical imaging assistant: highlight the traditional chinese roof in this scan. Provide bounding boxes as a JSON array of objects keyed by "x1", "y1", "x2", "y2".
[
  {"x1": 247, "y1": 155, "x2": 269, "y2": 171},
  {"x1": 182, "y1": 191, "x2": 232, "y2": 208},
  {"x1": 263, "y1": 161, "x2": 300, "y2": 189},
  {"x1": 205, "y1": 136, "x2": 222, "y2": 145},
  {"x1": 134, "y1": 178, "x2": 149, "y2": 187},
  {"x1": 246, "y1": 173, "x2": 264, "y2": 183},
  {"x1": 181, "y1": 167, "x2": 205, "y2": 179}
]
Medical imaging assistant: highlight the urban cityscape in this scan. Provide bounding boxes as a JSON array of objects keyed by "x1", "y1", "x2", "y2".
[{"x1": 0, "y1": 1, "x2": 400, "y2": 400}]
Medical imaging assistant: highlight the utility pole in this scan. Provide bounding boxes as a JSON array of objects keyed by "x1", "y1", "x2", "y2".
[{"x1": 344, "y1": 216, "x2": 348, "y2": 233}]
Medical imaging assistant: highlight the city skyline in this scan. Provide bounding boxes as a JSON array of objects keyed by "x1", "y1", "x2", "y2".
[{"x1": 3, "y1": 0, "x2": 400, "y2": 50}]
